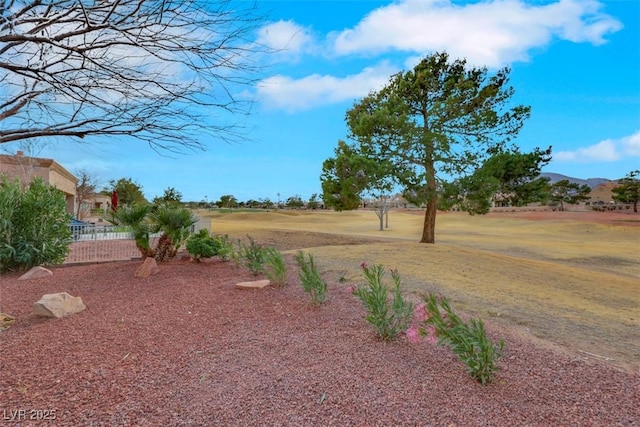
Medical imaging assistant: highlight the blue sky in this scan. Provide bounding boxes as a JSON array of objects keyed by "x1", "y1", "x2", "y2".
[{"x1": 5, "y1": 0, "x2": 640, "y2": 203}]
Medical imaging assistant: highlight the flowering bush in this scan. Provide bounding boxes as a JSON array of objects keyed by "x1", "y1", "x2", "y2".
[
  {"x1": 419, "y1": 293, "x2": 505, "y2": 386},
  {"x1": 406, "y1": 304, "x2": 438, "y2": 345},
  {"x1": 0, "y1": 176, "x2": 71, "y2": 272},
  {"x1": 235, "y1": 236, "x2": 266, "y2": 275},
  {"x1": 353, "y1": 263, "x2": 414, "y2": 341},
  {"x1": 295, "y1": 251, "x2": 328, "y2": 306},
  {"x1": 262, "y1": 247, "x2": 287, "y2": 287}
]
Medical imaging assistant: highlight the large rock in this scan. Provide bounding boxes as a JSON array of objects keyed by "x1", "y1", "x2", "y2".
[
  {"x1": 235, "y1": 279, "x2": 272, "y2": 290},
  {"x1": 18, "y1": 266, "x2": 53, "y2": 280},
  {"x1": 33, "y1": 292, "x2": 86, "y2": 319},
  {"x1": 135, "y1": 257, "x2": 160, "y2": 278},
  {"x1": 0, "y1": 313, "x2": 16, "y2": 330}
]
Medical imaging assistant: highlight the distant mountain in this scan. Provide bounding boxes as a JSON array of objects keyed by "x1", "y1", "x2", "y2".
[{"x1": 540, "y1": 173, "x2": 612, "y2": 189}]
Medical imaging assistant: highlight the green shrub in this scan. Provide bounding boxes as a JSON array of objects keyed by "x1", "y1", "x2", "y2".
[
  {"x1": 213, "y1": 234, "x2": 234, "y2": 261},
  {"x1": 295, "y1": 251, "x2": 328, "y2": 306},
  {"x1": 424, "y1": 293, "x2": 505, "y2": 386},
  {"x1": 353, "y1": 263, "x2": 414, "y2": 341},
  {"x1": 186, "y1": 229, "x2": 219, "y2": 262},
  {"x1": 0, "y1": 176, "x2": 72, "y2": 272},
  {"x1": 262, "y1": 247, "x2": 287, "y2": 287},
  {"x1": 236, "y1": 236, "x2": 266, "y2": 275}
]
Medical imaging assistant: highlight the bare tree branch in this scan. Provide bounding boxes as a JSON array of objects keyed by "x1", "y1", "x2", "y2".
[
  {"x1": 0, "y1": 0, "x2": 268, "y2": 150},
  {"x1": 74, "y1": 167, "x2": 99, "y2": 219}
]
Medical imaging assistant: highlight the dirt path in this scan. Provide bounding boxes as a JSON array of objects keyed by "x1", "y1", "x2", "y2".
[{"x1": 203, "y1": 209, "x2": 640, "y2": 372}]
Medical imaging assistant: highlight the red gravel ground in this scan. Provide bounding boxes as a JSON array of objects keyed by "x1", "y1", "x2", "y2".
[{"x1": 1, "y1": 254, "x2": 639, "y2": 426}]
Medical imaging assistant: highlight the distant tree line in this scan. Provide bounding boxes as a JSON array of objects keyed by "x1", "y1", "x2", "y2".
[
  {"x1": 93, "y1": 177, "x2": 323, "y2": 211},
  {"x1": 97, "y1": 168, "x2": 638, "y2": 218}
]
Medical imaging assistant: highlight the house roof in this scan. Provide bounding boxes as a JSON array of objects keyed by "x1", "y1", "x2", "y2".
[{"x1": 0, "y1": 153, "x2": 77, "y2": 183}]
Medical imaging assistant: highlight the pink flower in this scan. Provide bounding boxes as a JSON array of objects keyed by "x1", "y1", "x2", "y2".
[
  {"x1": 346, "y1": 285, "x2": 357, "y2": 294},
  {"x1": 360, "y1": 261, "x2": 367, "y2": 269},
  {"x1": 425, "y1": 325, "x2": 438, "y2": 345},
  {"x1": 413, "y1": 303, "x2": 429, "y2": 322},
  {"x1": 406, "y1": 324, "x2": 420, "y2": 344}
]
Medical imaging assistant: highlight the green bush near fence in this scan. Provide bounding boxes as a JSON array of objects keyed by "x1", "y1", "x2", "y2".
[
  {"x1": 186, "y1": 229, "x2": 220, "y2": 262},
  {"x1": 0, "y1": 175, "x2": 72, "y2": 272}
]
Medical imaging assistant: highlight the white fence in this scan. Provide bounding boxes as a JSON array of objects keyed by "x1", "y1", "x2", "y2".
[
  {"x1": 64, "y1": 217, "x2": 210, "y2": 264},
  {"x1": 65, "y1": 226, "x2": 160, "y2": 264}
]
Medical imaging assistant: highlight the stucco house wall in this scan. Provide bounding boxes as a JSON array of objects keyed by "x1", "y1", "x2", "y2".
[
  {"x1": 77, "y1": 193, "x2": 111, "y2": 220},
  {"x1": 0, "y1": 152, "x2": 78, "y2": 214}
]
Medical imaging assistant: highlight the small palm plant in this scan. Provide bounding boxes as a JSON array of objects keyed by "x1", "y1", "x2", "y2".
[
  {"x1": 149, "y1": 204, "x2": 198, "y2": 261},
  {"x1": 109, "y1": 203, "x2": 197, "y2": 261},
  {"x1": 108, "y1": 204, "x2": 153, "y2": 258}
]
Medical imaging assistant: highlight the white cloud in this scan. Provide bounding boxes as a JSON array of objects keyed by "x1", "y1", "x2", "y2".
[
  {"x1": 256, "y1": 62, "x2": 398, "y2": 112},
  {"x1": 253, "y1": 0, "x2": 622, "y2": 112},
  {"x1": 330, "y1": 0, "x2": 622, "y2": 67},
  {"x1": 256, "y1": 20, "x2": 314, "y2": 56},
  {"x1": 555, "y1": 130, "x2": 640, "y2": 162},
  {"x1": 620, "y1": 131, "x2": 640, "y2": 156}
]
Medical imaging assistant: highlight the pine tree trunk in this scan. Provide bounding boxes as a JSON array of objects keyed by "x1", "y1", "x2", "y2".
[
  {"x1": 420, "y1": 198, "x2": 437, "y2": 243},
  {"x1": 420, "y1": 154, "x2": 437, "y2": 244}
]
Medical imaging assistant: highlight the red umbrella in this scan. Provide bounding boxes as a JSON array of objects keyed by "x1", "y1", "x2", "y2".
[{"x1": 111, "y1": 190, "x2": 119, "y2": 212}]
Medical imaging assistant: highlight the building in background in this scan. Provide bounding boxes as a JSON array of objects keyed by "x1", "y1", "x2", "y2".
[
  {"x1": 77, "y1": 193, "x2": 111, "y2": 221},
  {"x1": 0, "y1": 151, "x2": 78, "y2": 215}
]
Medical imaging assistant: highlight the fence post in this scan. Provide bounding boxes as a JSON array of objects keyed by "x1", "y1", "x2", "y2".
[{"x1": 93, "y1": 226, "x2": 98, "y2": 263}]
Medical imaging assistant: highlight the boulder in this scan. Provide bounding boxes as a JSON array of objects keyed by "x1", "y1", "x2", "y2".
[
  {"x1": 33, "y1": 292, "x2": 86, "y2": 319},
  {"x1": 235, "y1": 279, "x2": 272, "y2": 290},
  {"x1": 0, "y1": 313, "x2": 16, "y2": 330},
  {"x1": 18, "y1": 266, "x2": 53, "y2": 280},
  {"x1": 135, "y1": 257, "x2": 160, "y2": 278}
]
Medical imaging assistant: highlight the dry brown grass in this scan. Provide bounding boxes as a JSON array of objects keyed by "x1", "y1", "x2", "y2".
[{"x1": 199, "y1": 208, "x2": 640, "y2": 372}]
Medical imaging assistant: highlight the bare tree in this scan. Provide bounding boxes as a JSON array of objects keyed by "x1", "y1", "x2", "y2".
[
  {"x1": 0, "y1": 0, "x2": 267, "y2": 151},
  {"x1": 0, "y1": 139, "x2": 49, "y2": 183},
  {"x1": 75, "y1": 168, "x2": 99, "y2": 219}
]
